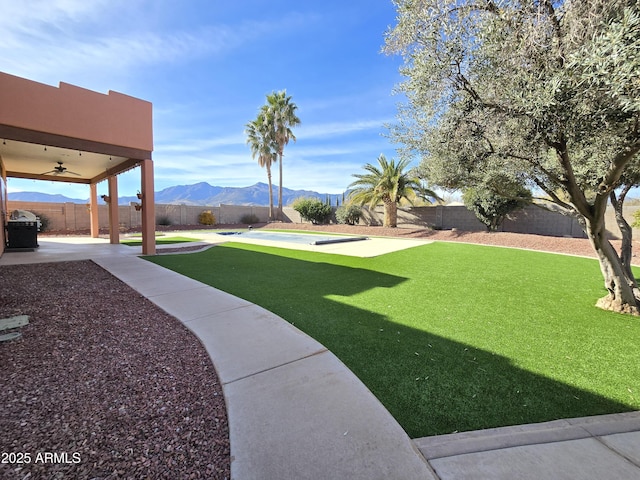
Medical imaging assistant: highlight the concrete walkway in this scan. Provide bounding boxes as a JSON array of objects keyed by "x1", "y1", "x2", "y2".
[
  {"x1": 415, "y1": 412, "x2": 640, "y2": 479},
  {"x1": 90, "y1": 249, "x2": 435, "y2": 480},
  {"x1": 2, "y1": 235, "x2": 640, "y2": 479}
]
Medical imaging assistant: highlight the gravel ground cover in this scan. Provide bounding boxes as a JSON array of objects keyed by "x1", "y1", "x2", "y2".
[{"x1": 0, "y1": 261, "x2": 230, "y2": 480}]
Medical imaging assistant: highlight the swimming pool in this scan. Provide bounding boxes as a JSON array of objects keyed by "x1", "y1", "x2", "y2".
[{"x1": 217, "y1": 230, "x2": 369, "y2": 245}]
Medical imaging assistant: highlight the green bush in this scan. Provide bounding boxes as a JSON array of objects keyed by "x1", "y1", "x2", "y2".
[
  {"x1": 32, "y1": 212, "x2": 50, "y2": 232},
  {"x1": 292, "y1": 197, "x2": 332, "y2": 224},
  {"x1": 335, "y1": 205, "x2": 361, "y2": 225},
  {"x1": 198, "y1": 210, "x2": 216, "y2": 226},
  {"x1": 462, "y1": 184, "x2": 531, "y2": 231},
  {"x1": 156, "y1": 215, "x2": 172, "y2": 226},
  {"x1": 240, "y1": 213, "x2": 260, "y2": 224}
]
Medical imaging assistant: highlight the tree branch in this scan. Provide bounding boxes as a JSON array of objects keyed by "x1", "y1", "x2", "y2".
[
  {"x1": 502, "y1": 152, "x2": 564, "y2": 186},
  {"x1": 598, "y1": 141, "x2": 640, "y2": 196},
  {"x1": 540, "y1": 0, "x2": 565, "y2": 67},
  {"x1": 553, "y1": 138, "x2": 593, "y2": 218},
  {"x1": 531, "y1": 177, "x2": 574, "y2": 212},
  {"x1": 448, "y1": 1, "x2": 500, "y2": 16}
]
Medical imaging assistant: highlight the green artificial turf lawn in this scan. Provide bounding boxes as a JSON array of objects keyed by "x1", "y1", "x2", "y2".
[
  {"x1": 121, "y1": 236, "x2": 199, "y2": 246},
  {"x1": 145, "y1": 241, "x2": 640, "y2": 438}
]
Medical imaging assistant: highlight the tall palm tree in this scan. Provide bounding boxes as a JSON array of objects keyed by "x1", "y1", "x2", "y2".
[
  {"x1": 263, "y1": 90, "x2": 301, "y2": 219},
  {"x1": 349, "y1": 154, "x2": 435, "y2": 227},
  {"x1": 245, "y1": 115, "x2": 276, "y2": 220}
]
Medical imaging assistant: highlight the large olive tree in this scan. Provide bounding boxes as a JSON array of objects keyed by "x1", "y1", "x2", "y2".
[{"x1": 385, "y1": 0, "x2": 640, "y2": 313}]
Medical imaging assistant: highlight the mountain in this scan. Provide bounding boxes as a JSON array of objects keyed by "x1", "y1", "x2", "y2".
[
  {"x1": 8, "y1": 182, "x2": 346, "y2": 206},
  {"x1": 7, "y1": 192, "x2": 88, "y2": 203}
]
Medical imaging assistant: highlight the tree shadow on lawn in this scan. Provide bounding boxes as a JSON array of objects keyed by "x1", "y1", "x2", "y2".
[{"x1": 147, "y1": 244, "x2": 635, "y2": 439}]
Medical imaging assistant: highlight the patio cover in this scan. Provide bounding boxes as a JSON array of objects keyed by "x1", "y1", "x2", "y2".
[{"x1": 0, "y1": 72, "x2": 155, "y2": 255}]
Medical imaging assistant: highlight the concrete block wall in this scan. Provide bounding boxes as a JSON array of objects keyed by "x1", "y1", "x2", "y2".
[
  {"x1": 6, "y1": 200, "x2": 639, "y2": 239},
  {"x1": 503, "y1": 207, "x2": 585, "y2": 237},
  {"x1": 217, "y1": 205, "x2": 269, "y2": 224},
  {"x1": 361, "y1": 205, "x2": 594, "y2": 238},
  {"x1": 6, "y1": 201, "x2": 271, "y2": 231}
]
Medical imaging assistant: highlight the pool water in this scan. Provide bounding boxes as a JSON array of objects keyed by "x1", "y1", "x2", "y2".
[{"x1": 218, "y1": 230, "x2": 368, "y2": 245}]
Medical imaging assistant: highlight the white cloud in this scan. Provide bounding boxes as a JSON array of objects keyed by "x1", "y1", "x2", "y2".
[
  {"x1": 297, "y1": 119, "x2": 391, "y2": 139},
  {"x1": 156, "y1": 134, "x2": 246, "y2": 153},
  {"x1": 0, "y1": 2, "x2": 313, "y2": 89},
  {"x1": 0, "y1": 0, "x2": 112, "y2": 28}
]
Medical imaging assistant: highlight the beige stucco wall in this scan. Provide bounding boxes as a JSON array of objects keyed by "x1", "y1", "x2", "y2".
[
  {"x1": 0, "y1": 161, "x2": 6, "y2": 254},
  {"x1": 0, "y1": 72, "x2": 152, "y2": 151}
]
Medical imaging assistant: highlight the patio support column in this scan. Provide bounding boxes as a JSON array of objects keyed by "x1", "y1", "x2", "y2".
[
  {"x1": 108, "y1": 175, "x2": 119, "y2": 245},
  {"x1": 140, "y1": 158, "x2": 155, "y2": 255},
  {"x1": 89, "y1": 183, "x2": 99, "y2": 238}
]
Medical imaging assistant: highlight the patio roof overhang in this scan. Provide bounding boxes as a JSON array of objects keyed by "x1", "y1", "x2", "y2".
[{"x1": 0, "y1": 128, "x2": 145, "y2": 185}]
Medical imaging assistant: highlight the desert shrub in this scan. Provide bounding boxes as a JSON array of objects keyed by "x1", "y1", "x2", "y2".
[
  {"x1": 292, "y1": 197, "x2": 332, "y2": 224},
  {"x1": 198, "y1": 210, "x2": 216, "y2": 226},
  {"x1": 240, "y1": 213, "x2": 260, "y2": 224},
  {"x1": 462, "y1": 183, "x2": 531, "y2": 231},
  {"x1": 32, "y1": 212, "x2": 50, "y2": 232},
  {"x1": 335, "y1": 205, "x2": 361, "y2": 225},
  {"x1": 156, "y1": 215, "x2": 172, "y2": 226}
]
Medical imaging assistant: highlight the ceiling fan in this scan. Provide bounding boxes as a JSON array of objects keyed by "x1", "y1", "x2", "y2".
[{"x1": 41, "y1": 161, "x2": 81, "y2": 176}]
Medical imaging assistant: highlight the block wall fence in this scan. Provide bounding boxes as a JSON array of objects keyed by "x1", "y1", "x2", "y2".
[{"x1": 7, "y1": 200, "x2": 640, "y2": 239}]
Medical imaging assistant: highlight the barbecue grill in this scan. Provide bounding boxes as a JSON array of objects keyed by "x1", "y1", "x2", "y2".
[{"x1": 6, "y1": 210, "x2": 40, "y2": 249}]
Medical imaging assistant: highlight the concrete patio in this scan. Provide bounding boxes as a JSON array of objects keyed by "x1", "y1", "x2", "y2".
[{"x1": 1, "y1": 234, "x2": 639, "y2": 479}]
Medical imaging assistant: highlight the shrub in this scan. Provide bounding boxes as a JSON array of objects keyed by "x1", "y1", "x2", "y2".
[
  {"x1": 335, "y1": 205, "x2": 361, "y2": 225},
  {"x1": 462, "y1": 183, "x2": 531, "y2": 231},
  {"x1": 292, "y1": 197, "x2": 333, "y2": 224},
  {"x1": 240, "y1": 213, "x2": 260, "y2": 224},
  {"x1": 198, "y1": 210, "x2": 216, "y2": 226},
  {"x1": 32, "y1": 212, "x2": 50, "y2": 232},
  {"x1": 156, "y1": 215, "x2": 172, "y2": 226}
]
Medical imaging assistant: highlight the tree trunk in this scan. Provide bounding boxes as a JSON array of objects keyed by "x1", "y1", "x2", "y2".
[
  {"x1": 583, "y1": 215, "x2": 639, "y2": 315},
  {"x1": 610, "y1": 189, "x2": 637, "y2": 286},
  {"x1": 384, "y1": 200, "x2": 398, "y2": 227},
  {"x1": 278, "y1": 152, "x2": 283, "y2": 221},
  {"x1": 266, "y1": 166, "x2": 274, "y2": 221}
]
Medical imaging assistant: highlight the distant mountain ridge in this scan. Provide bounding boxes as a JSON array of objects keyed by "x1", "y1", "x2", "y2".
[{"x1": 8, "y1": 182, "x2": 345, "y2": 206}]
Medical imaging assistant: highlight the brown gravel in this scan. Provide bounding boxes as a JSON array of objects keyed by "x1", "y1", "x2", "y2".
[{"x1": 0, "y1": 261, "x2": 230, "y2": 480}]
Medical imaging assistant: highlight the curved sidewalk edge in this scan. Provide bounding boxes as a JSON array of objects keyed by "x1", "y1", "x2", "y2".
[
  {"x1": 94, "y1": 255, "x2": 435, "y2": 480},
  {"x1": 415, "y1": 412, "x2": 640, "y2": 480}
]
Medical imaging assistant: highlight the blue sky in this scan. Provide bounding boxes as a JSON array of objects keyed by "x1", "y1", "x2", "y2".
[{"x1": 3, "y1": 0, "x2": 407, "y2": 199}]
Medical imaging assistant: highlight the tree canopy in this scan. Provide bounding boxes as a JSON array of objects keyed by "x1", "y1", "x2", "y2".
[
  {"x1": 245, "y1": 114, "x2": 277, "y2": 220},
  {"x1": 264, "y1": 90, "x2": 301, "y2": 219},
  {"x1": 245, "y1": 90, "x2": 300, "y2": 221},
  {"x1": 384, "y1": 0, "x2": 640, "y2": 313}
]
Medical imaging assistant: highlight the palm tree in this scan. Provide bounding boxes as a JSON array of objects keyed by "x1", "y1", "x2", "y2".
[
  {"x1": 263, "y1": 90, "x2": 301, "y2": 219},
  {"x1": 245, "y1": 115, "x2": 276, "y2": 220},
  {"x1": 349, "y1": 154, "x2": 435, "y2": 227}
]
